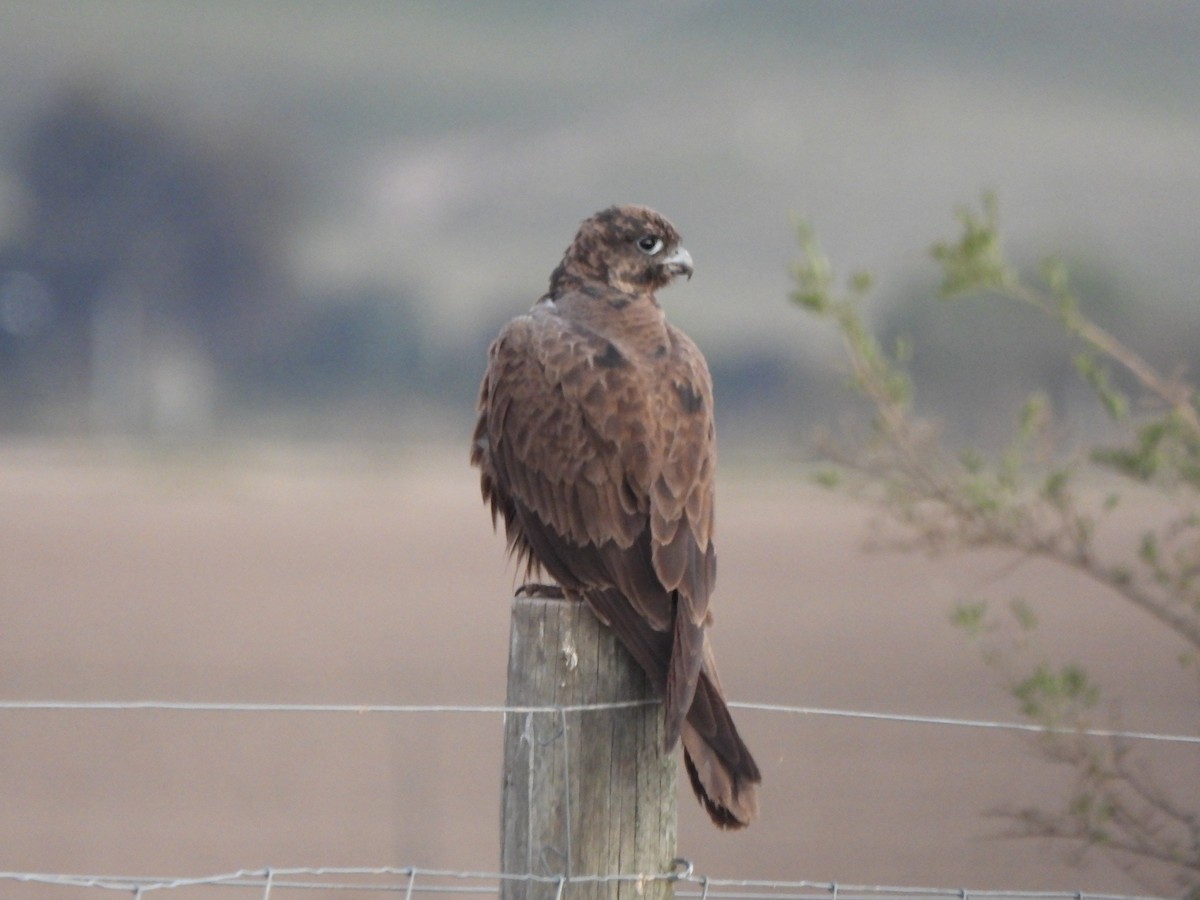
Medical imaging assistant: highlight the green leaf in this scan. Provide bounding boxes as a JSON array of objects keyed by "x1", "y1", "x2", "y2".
[
  {"x1": 1138, "y1": 531, "x2": 1159, "y2": 566},
  {"x1": 1040, "y1": 257, "x2": 1079, "y2": 327},
  {"x1": 951, "y1": 601, "x2": 990, "y2": 638},
  {"x1": 849, "y1": 269, "x2": 874, "y2": 295},
  {"x1": 959, "y1": 448, "x2": 985, "y2": 474},
  {"x1": 813, "y1": 467, "x2": 841, "y2": 489},
  {"x1": 1018, "y1": 392, "x2": 1049, "y2": 440},
  {"x1": 931, "y1": 192, "x2": 1011, "y2": 297},
  {"x1": 1041, "y1": 469, "x2": 1071, "y2": 506},
  {"x1": 1013, "y1": 663, "x2": 1099, "y2": 721},
  {"x1": 789, "y1": 221, "x2": 836, "y2": 313},
  {"x1": 1009, "y1": 598, "x2": 1038, "y2": 631},
  {"x1": 1073, "y1": 352, "x2": 1129, "y2": 422}
]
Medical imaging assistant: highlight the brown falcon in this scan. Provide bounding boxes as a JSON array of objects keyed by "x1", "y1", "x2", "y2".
[{"x1": 471, "y1": 205, "x2": 760, "y2": 828}]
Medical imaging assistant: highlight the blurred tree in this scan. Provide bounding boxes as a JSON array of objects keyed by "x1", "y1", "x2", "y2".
[
  {"x1": 1, "y1": 81, "x2": 294, "y2": 435},
  {"x1": 793, "y1": 196, "x2": 1200, "y2": 897},
  {"x1": 237, "y1": 282, "x2": 427, "y2": 411}
]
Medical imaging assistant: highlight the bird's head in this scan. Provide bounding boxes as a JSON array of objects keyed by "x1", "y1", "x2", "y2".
[{"x1": 552, "y1": 205, "x2": 693, "y2": 296}]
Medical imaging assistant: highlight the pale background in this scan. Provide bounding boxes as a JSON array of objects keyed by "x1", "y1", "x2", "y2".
[{"x1": 0, "y1": 3, "x2": 1197, "y2": 897}]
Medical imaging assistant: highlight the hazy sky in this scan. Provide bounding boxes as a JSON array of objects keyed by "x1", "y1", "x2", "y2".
[{"x1": 1, "y1": 1, "x2": 1197, "y2": 356}]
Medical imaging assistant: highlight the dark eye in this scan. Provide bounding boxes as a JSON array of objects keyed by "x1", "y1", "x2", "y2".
[{"x1": 636, "y1": 234, "x2": 663, "y2": 255}]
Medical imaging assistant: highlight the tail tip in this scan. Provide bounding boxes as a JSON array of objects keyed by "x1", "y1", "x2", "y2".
[{"x1": 684, "y1": 750, "x2": 760, "y2": 829}]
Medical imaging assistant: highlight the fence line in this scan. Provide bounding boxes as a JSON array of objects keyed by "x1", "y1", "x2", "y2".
[
  {"x1": 0, "y1": 699, "x2": 653, "y2": 716},
  {"x1": 2, "y1": 698, "x2": 1197, "y2": 746},
  {"x1": 726, "y1": 702, "x2": 1200, "y2": 745},
  {"x1": 4, "y1": 699, "x2": 1193, "y2": 899},
  {"x1": 0, "y1": 865, "x2": 1176, "y2": 900}
]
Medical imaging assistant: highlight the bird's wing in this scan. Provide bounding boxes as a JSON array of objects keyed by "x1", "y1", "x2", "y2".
[
  {"x1": 648, "y1": 324, "x2": 716, "y2": 620},
  {"x1": 474, "y1": 303, "x2": 718, "y2": 743},
  {"x1": 644, "y1": 324, "x2": 717, "y2": 740},
  {"x1": 474, "y1": 305, "x2": 673, "y2": 623}
]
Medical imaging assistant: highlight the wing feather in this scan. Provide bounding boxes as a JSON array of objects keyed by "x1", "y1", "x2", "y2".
[
  {"x1": 475, "y1": 298, "x2": 720, "y2": 748},
  {"x1": 477, "y1": 307, "x2": 648, "y2": 559}
]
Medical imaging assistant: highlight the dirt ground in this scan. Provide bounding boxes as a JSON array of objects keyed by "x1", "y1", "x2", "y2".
[{"x1": 1, "y1": 442, "x2": 1195, "y2": 898}]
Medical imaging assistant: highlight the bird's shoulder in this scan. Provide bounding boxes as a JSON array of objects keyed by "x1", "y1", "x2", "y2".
[
  {"x1": 478, "y1": 294, "x2": 654, "y2": 549},
  {"x1": 489, "y1": 289, "x2": 665, "y2": 384}
]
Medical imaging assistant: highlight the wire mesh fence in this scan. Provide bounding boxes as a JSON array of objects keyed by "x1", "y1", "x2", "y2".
[
  {"x1": 3, "y1": 698, "x2": 1195, "y2": 899},
  {"x1": 0, "y1": 864, "x2": 1177, "y2": 900}
]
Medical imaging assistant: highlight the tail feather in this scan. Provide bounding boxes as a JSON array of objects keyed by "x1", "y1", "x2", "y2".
[
  {"x1": 664, "y1": 598, "x2": 705, "y2": 749},
  {"x1": 582, "y1": 587, "x2": 762, "y2": 829},
  {"x1": 681, "y1": 669, "x2": 760, "y2": 829}
]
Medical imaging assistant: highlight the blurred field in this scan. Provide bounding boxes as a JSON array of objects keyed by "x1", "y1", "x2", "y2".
[{"x1": 1, "y1": 442, "x2": 1195, "y2": 897}]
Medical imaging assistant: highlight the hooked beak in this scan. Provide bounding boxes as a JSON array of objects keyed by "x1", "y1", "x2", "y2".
[{"x1": 662, "y1": 245, "x2": 694, "y2": 281}]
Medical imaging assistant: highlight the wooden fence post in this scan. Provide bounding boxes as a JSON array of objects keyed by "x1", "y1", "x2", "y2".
[{"x1": 500, "y1": 595, "x2": 678, "y2": 900}]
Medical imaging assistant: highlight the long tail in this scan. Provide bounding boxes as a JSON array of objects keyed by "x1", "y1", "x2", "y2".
[
  {"x1": 583, "y1": 588, "x2": 762, "y2": 828},
  {"x1": 681, "y1": 664, "x2": 760, "y2": 828}
]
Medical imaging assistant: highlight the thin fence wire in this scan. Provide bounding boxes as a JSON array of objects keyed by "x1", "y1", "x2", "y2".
[
  {"x1": 0, "y1": 865, "x2": 1177, "y2": 900},
  {"x1": 1, "y1": 698, "x2": 1196, "y2": 746},
  {"x1": 3, "y1": 699, "x2": 1194, "y2": 899}
]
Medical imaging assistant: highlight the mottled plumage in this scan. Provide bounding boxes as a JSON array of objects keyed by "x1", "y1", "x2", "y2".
[{"x1": 471, "y1": 205, "x2": 760, "y2": 828}]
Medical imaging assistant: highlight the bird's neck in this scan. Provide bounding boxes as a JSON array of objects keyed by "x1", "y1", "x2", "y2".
[
  {"x1": 552, "y1": 288, "x2": 672, "y2": 365},
  {"x1": 552, "y1": 280, "x2": 663, "y2": 327}
]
